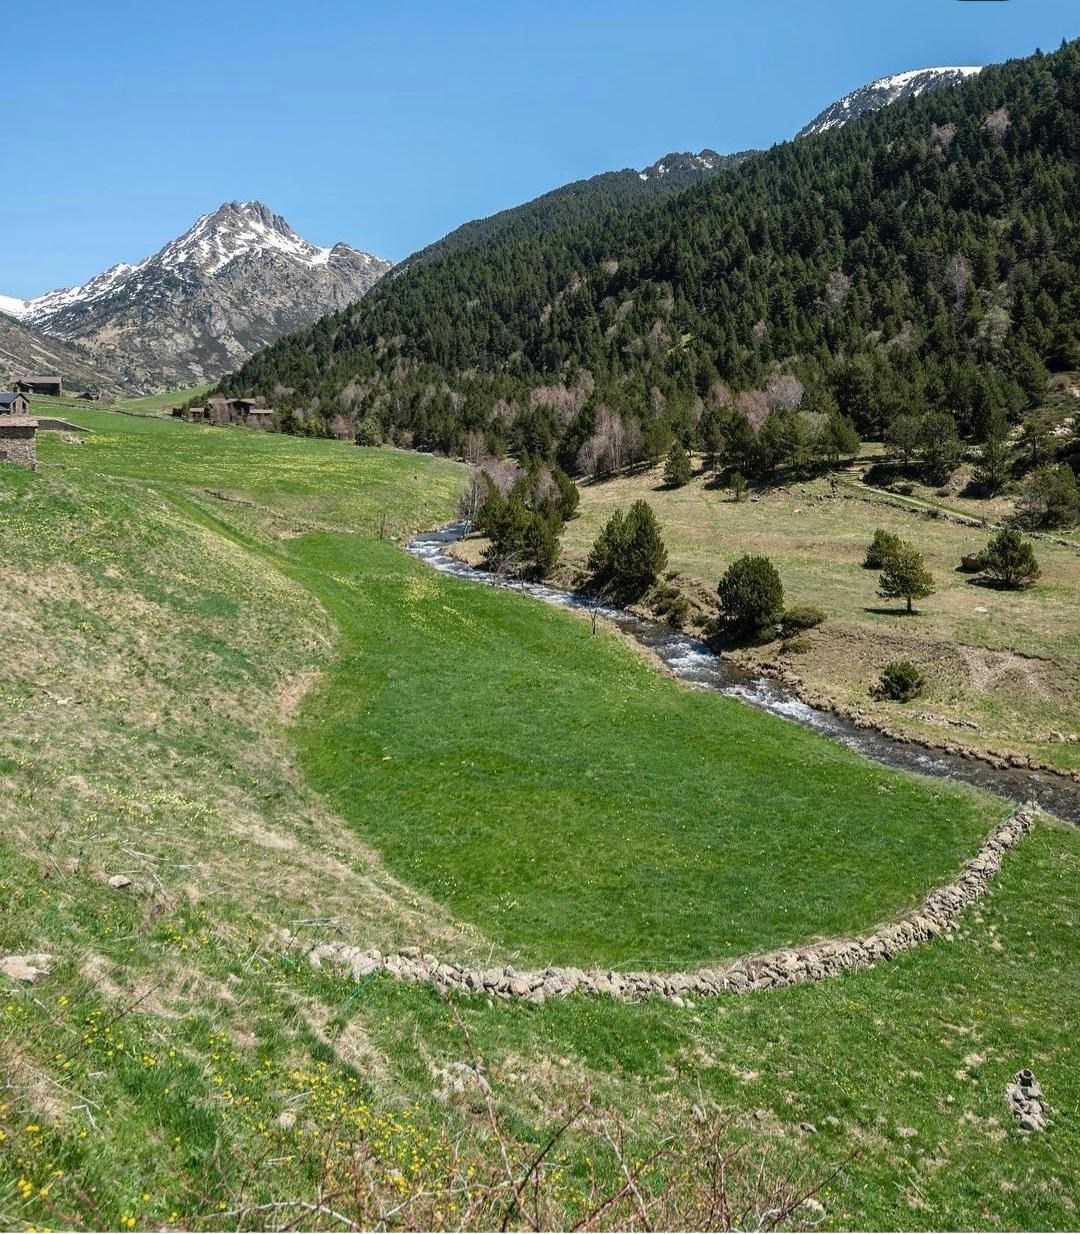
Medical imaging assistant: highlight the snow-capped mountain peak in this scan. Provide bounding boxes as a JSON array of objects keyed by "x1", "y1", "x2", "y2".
[
  {"x1": 797, "y1": 66, "x2": 983, "y2": 139},
  {"x1": 4, "y1": 201, "x2": 392, "y2": 388},
  {"x1": 156, "y1": 200, "x2": 351, "y2": 277}
]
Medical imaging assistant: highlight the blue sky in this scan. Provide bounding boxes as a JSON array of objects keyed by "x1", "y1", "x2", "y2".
[{"x1": 1, "y1": 0, "x2": 1075, "y2": 296}]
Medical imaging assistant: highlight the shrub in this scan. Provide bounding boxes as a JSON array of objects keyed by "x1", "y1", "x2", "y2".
[
  {"x1": 1014, "y1": 464, "x2": 1080, "y2": 530},
  {"x1": 650, "y1": 582, "x2": 691, "y2": 629},
  {"x1": 354, "y1": 417, "x2": 383, "y2": 447},
  {"x1": 979, "y1": 528, "x2": 1041, "y2": 589},
  {"x1": 874, "y1": 660, "x2": 926, "y2": 702},
  {"x1": 729, "y1": 471, "x2": 748, "y2": 502},
  {"x1": 780, "y1": 635, "x2": 812, "y2": 655},
  {"x1": 863, "y1": 529, "x2": 901, "y2": 569},
  {"x1": 717, "y1": 555, "x2": 784, "y2": 634},
  {"x1": 663, "y1": 440, "x2": 692, "y2": 488},
  {"x1": 781, "y1": 605, "x2": 826, "y2": 634},
  {"x1": 877, "y1": 541, "x2": 936, "y2": 613}
]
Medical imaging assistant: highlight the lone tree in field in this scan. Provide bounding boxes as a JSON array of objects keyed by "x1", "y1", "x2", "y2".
[
  {"x1": 717, "y1": 555, "x2": 784, "y2": 635},
  {"x1": 979, "y1": 528, "x2": 1041, "y2": 589},
  {"x1": 663, "y1": 440, "x2": 692, "y2": 488},
  {"x1": 878, "y1": 541, "x2": 935, "y2": 613}
]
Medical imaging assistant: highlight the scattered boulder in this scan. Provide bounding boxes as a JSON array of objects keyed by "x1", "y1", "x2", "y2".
[
  {"x1": 1006, "y1": 1069, "x2": 1048, "y2": 1132},
  {"x1": 434, "y1": 1061, "x2": 491, "y2": 1103},
  {"x1": 107, "y1": 874, "x2": 133, "y2": 890},
  {"x1": 1, "y1": 954, "x2": 53, "y2": 983}
]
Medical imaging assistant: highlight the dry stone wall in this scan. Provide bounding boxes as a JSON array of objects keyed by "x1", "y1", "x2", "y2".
[
  {"x1": 300, "y1": 806, "x2": 1034, "y2": 1004},
  {"x1": 0, "y1": 422, "x2": 37, "y2": 469}
]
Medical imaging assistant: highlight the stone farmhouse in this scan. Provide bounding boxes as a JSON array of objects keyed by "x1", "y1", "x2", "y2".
[
  {"x1": 14, "y1": 375, "x2": 63, "y2": 396},
  {"x1": 175, "y1": 395, "x2": 273, "y2": 427}
]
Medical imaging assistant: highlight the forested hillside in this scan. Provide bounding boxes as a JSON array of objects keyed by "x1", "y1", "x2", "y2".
[
  {"x1": 394, "y1": 149, "x2": 755, "y2": 273},
  {"x1": 221, "y1": 41, "x2": 1080, "y2": 469}
]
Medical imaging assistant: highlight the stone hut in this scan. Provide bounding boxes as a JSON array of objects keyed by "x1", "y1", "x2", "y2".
[
  {"x1": 14, "y1": 375, "x2": 63, "y2": 397},
  {"x1": 245, "y1": 408, "x2": 273, "y2": 427},
  {"x1": 0, "y1": 417, "x2": 38, "y2": 468},
  {"x1": 0, "y1": 391, "x2": 31, "y2": 416}
]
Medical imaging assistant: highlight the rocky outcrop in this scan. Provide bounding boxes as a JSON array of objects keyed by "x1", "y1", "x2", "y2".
[
  {"x1": 0, "y1": 312, "x2": 134, "y2": 394},
  {"x1": 301, "y1": 806, "x2": 1034, "y2": 1004}
]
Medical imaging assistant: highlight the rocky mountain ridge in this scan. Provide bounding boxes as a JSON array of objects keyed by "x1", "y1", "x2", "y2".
[{"x1": 797, "y1": 66, "x2": 983, "y2": 138}]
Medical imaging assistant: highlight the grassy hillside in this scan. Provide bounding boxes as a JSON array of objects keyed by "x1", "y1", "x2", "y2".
[
  {"x1": 115, "y1": 385, "x2": 213, "y2": 414},
  {"x1": 1, "y1": 412, "x2": 1077, "y2": 1230}
]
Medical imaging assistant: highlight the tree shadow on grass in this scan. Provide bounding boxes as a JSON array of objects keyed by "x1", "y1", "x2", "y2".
[
  {"x1": 863, "y1": 606, "x2": 922, "y2": 616},
  {"x1": 965, "y1": 574, "x2": 1033, "y2": 592}
]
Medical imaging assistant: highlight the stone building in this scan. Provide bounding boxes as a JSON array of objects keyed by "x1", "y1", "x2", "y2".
[
  {"x1": 14, "y1": 375, "x2": 63, "y2": 396},
  {"x1": 0, "y1": 391, "x2": 31, "y2": 416},
  {"x1": 0, "y1": 417, "x2": 38, "y2": 468}
]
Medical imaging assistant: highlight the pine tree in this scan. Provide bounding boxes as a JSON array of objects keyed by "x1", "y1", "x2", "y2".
[
  {"x1": 663, "y1": 440, "x2": 692, "y2": 487},
  {"x1": 878, "y1": 542, "x2": 936, "y2": 613},
  {"x1": 979, "y1": 528, "x2": 1040, "y2": 588},
  {"x1": 717, "y1": 555, "x2": 785, "y2": 634},
  {"x1": 621, "y1": 501, "x2": 668, "y2": 595}
]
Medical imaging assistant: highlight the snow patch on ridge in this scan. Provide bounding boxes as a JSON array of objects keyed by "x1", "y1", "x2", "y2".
[
  {"x1": 0, "y1": 294, "x2": 30, "y2": 319},
  {"x1": 798, "y1": 66, "x2": 983, "y2": 138}
]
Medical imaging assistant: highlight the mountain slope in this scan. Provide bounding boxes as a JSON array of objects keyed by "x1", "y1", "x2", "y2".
[
  {"x1": 219, "y1": 40, "x2": 1079, "y2": 464},
  {"x1": 8, "y1": 202, "x2": 392, "y2": 389},
  {"x1": 0, "y1": 312, "x2": 137, "y2": 394},
  {"x1": 797, "y1": 66, "x2": 983, "y2": 138},
  {"x1": 398, "y1": 149, "x2": 755, "y2": 274}
]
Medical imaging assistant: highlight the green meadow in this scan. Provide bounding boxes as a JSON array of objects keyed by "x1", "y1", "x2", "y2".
[{"x1": 0, "y1": 412, "x2": 1075, "y2": 1230}]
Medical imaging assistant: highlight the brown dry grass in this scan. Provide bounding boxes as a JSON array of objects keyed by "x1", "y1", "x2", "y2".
[{"x1": 556, "y1": 460, "x2": 1080, "y2": 769}]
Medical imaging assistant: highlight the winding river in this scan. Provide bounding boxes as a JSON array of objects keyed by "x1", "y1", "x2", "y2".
[{"x1": 408, "y1": 523, "x2": 1080, "y2": 824}]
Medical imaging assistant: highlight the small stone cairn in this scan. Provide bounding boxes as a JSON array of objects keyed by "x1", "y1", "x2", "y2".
[
  {"x1": 301, "y1": 806, "x2": 1035, "y2": 1005},
  {"x1": 1006, "y1": 1069, "x2": 1048, "y2": 1132}
]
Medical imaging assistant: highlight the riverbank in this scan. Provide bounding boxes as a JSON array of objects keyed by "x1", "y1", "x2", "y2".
[
  {"x1": 435, "y1": 528, "x2": 1080, "y2": 818},
  {"x1": 559, "y1": 462, "x2": 1080, "y2": 774}
]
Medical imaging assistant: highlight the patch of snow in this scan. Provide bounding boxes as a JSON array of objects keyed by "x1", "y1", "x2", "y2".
[{"x1": 0, "y1": 294, "x2": 30, "y2": 319}]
